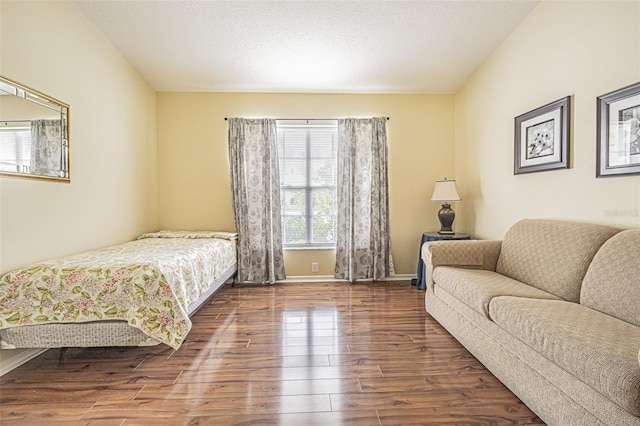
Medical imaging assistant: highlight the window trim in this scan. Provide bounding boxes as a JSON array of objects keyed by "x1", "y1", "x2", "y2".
[{"x1": 278, "y1": 121, "x2": 338, "y2": 249}]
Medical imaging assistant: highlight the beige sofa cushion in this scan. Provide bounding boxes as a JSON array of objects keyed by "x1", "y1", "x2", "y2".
[
  {"x1": 421, "y1": 240, "x2": 503, "y2": 291},
  {"x1": 489, "y1": 296, "x2": 640, "y2": 416},
  {"x1": 581, "y1": 229, "x2": 640, "y2": 327},
  {"x1": 433, "y1": 267, "x2": 560, "y2": 318},
  {"x1": 495, "y1": 219, "x2": 619, "y2": 302}
]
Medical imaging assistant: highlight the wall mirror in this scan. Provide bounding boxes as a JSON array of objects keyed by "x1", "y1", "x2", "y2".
[{"x1": 0, "y1": 75, "x2": 70, "y2": 182}]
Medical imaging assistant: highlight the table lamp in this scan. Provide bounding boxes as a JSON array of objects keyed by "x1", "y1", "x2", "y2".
[{"x1": 430, "y1": 178, "x2": 461, "y2": 235}]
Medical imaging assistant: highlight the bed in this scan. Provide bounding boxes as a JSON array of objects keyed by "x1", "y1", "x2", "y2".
[{"x1": 0, "y1": 231, "x2": 237, "y2": 350}]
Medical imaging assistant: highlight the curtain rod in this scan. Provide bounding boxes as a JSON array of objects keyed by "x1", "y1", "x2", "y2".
[{"x1": 224, "y1": 117, "x2": 389, "y2": 121}]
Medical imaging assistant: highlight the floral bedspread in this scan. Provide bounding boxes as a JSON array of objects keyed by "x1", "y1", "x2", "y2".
[{"x1": 0, "y1": 231, "x2": 237, "y2": 349}]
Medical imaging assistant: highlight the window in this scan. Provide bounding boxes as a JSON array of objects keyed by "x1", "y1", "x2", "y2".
[
  {"x1": 0, "y1": 124, "x2": 31, "y2": 173},
  {"x1": 277, "y1": 121, "x2": 338, "y2": 248}
]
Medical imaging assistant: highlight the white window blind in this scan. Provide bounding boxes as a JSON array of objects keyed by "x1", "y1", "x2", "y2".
[
  {"x1": 277, "y1": 122, "x2": 338, "y2": 248},
  {"x1": 0, "y1": 125, "x2": 31, "y2": 173}
]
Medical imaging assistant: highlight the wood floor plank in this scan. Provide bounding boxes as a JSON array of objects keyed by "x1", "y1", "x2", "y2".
[
  {"x1": 378, "y1": 406, "x2": 542, "y2": 425},
  {"x1": 0, "y1": 383, "x2": 144, "y2": 404},
  {"x1": 121, "y1": 410, "x2": 381, "y2": 426},
  {"x1": 244, "y1": 342, "x2": 351, "y2": 356},
  {"x1": 0, "y1": 368, "x2": 182, "y2": 385},
  {"x1": 0, "y1": 401, "x2": 96, "y2": 423},
  {"x1": 136, "y1": 377, "x2": 362, "y2": 399},
  {"x1": 171, "y1": 364, "x2": 383, "y2": 383},
  {"x1": 136, "y1": 353, "x2": 332, "y2": 372},
  {"x1": 329, "y1": 351, "x2": 476, "y2": 367},
  {"x1": 329, "y1": 388, "x2": 532, "y2": 412},
  {"x1": 82, "y1": 394, "x2": 333, "y2": 419},
  {"x1": 0, "y1": 282, "x2": 544, "y2": 424},
  {"x1": 358, "y1": 373, "x2": 506, "y2": 393}
]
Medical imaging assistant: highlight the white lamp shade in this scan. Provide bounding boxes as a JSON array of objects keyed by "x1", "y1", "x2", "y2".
[{"x1": 430, "y1": 179, "x2": 461, "y2": 202}]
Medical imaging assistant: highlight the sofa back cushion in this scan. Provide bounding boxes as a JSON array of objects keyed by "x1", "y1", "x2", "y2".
[
  {"x1": 581, "y1": 229, "x2": 640, "y2": 327},
  {"x1": 496, "y1": 219, "x2": 619, "y2": 302}
]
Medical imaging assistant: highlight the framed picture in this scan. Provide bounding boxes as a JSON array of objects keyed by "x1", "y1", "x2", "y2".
[
  {"x1": 514, "y1": 96, "x2": 571, "y2": 175},
  {"x1": 597, "y1": 81, "x2": 640, "y2": 177}
]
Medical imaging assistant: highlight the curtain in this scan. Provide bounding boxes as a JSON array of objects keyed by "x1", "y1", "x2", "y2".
[
  {"x1": 30, "y1": 119, "x2": 63, "y2": 176},
  {"x1": 334, "y1": 117, "x2": 394, "y2": 282},
  {"x1": 228, "y1": 118, "x2": 286, "y2": 284}
]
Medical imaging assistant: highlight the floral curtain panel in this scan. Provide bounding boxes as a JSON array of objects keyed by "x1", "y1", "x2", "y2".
[
  {"x1": 334, "y1": 117, "x2": 394, "y2": 282},
  {"x1": 30, "y1": 119, "x2": 63, "y2": 176},
  {"x1": 228, "y1": 118, "x2": 286, "y2": 284}
]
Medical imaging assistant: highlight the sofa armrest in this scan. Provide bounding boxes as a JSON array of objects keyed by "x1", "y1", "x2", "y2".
[{"x1": 421, "y1": 240, "x2": 502, "y2": 291}]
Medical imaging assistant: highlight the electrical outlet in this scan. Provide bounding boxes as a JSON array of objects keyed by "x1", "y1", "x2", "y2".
[{"x1": 311, "y1": 262, "x2": 319, "y2": 273}]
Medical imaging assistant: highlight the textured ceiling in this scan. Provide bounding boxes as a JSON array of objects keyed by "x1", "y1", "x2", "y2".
[{"x1": 75, "y1": 0, "x2": 538, "y2": 94}]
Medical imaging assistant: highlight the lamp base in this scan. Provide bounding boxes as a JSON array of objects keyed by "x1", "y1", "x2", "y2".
[{"x1": 437, "y1": 203, "x2": 456, "y2": 235}]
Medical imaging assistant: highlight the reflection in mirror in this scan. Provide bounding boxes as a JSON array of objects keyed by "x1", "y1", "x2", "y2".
[{"x1": 0, "y1": 76, "x2": 70, "y2": 181}]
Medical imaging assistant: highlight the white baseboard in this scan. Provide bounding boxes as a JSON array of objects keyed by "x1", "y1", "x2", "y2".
[
  {"x1": 0, "y1": 348, "x2": 47, "y2": 376},
  {"x1": 280, "y1": 273, "x2": 414, "y2": 283}
]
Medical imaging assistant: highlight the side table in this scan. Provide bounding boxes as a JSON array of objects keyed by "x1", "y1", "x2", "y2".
[{"x1": 412, "y1": 232, "x2": 470, "y2": 290}]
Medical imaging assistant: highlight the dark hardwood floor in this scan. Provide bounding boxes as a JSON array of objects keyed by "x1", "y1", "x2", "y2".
[{"x1": 0, "y1": 282, "x2": 544, "y2": 425}]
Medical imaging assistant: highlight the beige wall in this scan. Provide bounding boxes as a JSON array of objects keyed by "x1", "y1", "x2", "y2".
[
  {"x1": 455, "y1": 0, "x2": 640, "y2": 239},
  {"x1": 157, "y1": 92, "x2": 455, "y2": 276},
  {"x1": 0, "y1": 1, "x2": 157, "y2": 370}
]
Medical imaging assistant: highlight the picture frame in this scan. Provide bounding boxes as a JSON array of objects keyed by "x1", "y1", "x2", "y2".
[
  {"x1": 514, "y1": 96, "x2": 571, "y2": 175},
  {"x1": 596, "y1": 81, "x2": 640, "y2": 177}
]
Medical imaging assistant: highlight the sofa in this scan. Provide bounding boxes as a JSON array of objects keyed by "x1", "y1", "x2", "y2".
[{"x1": 421, "y1": 219, "x2": 640, "y2": 426}]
